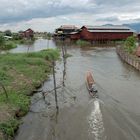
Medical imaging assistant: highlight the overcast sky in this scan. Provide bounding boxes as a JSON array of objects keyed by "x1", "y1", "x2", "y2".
[{"x1": 0, "y1": 0, "x2": 140, "y2": 32}]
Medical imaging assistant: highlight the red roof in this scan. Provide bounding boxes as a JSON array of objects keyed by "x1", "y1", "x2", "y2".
[{"x1": 24, "y1": 28, "x2": 34, "y2": 33}]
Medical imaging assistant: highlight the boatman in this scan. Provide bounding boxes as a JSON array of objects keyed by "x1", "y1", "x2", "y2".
[
  {"x1": 86, "y1": 71, "x2": 98, "y2": 93},
  {"x1": 90, "y1": 83, "x2": 97, "y2": 93}
]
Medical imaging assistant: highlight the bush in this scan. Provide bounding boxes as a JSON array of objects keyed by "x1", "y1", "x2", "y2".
[
  {"x1": 124, "y1": 36, "x2": 136, "y2": 53},
  {"x1": 0, "y1": 35, "x2": 5, "y2": 47},
  {"x1": 0, "y1": 119, "x2": 20, "y2": 138},
  {"x1": 4, "y1": 30, "x2": 12, "y2": 36},
  {"x1": 0, "y1": 35, "x2": 17, "y2": 50},
  {"x1": 19, "y1": 38, "x2": 35, "y2": 44},
  {"x1": 4, "y1": 42, "x2": 17, "y2": 50},
  {"x1": 45, "y1": 49, "x2": 60, "y2": 61},
  {"x1": 12, "y1": 33, "x2": 22, "y2": 40},
  {"x1": 76, "y1": 39, "x2": 91, "y2": 47},
  {"x1": 25, "y1": 49, "x2": 60, "y2": 60},
  {"x1": 0, "y1": 91, "x2": 30, "y2": 113},
  {"x1": 19, "y1": 39, "x2": 25, "y2": 44}
]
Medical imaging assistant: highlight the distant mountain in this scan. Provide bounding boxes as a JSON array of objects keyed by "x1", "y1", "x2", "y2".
[
  {"x1": 103, "y1": 23, "x2": 140, "y2": 33},
  {"x1": 123, "y1": 23, "x2": 140, "y2": 33},
  {"x1": 102, "y1": 24, "x2": 114, "y2": 26}
]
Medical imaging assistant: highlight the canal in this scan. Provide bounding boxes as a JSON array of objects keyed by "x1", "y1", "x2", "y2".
[
  {"x1": 15, "y1": 40, "x2": 140, "y2": 140},
  {"x1": 10, "y1": 39, "x2": 56, "y2": 53}
]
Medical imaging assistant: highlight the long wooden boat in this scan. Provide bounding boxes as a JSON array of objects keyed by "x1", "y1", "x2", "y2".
[{"x1": 86, "y1": 71, "x2": 98, "y2": 97}]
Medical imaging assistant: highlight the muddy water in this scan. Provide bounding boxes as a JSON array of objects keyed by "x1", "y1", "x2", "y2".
[
  {"x1": 15, "y1": 46, "x2": 140, "y2": 140},
  {"x1": 10, "y1": 39, "x2": 56, "y2": 53}
]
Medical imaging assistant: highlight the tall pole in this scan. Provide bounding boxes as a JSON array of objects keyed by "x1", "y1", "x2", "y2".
[
  {"x1": 62, "y1": 45, "x2": 64, "y2": 86},
  {"x1": 52, "y1": 61, "x2": 59, "y2": 110},
  {"x1": 47, "y1": 39, "x2": 49, "y2": 48},
  {"x1": 27, "y1": 45, "x2": 30, "y2": 53},
  {"x1": 61, "y1": 40, "x2": 67, "y2": 87}
]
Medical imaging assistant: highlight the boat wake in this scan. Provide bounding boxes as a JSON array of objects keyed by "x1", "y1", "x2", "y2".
[{"x1": 88, "y1": 100, "x2": 106, "y2": 140}]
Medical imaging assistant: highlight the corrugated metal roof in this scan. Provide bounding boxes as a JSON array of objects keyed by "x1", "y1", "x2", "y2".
[
  {"x1": 59, "y1": 25, "x2": 78, "y2": 29},
  {"x1": 88, "y1": 30, "x2": 134, "y2": 33},
  {"x1": 83, "y1": 25, "x2": 131, "y2": 30},
  {"x1": 70, "y1": 32, "x2": 79, "y2": 34}
]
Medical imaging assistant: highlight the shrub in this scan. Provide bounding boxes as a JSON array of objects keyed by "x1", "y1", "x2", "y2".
[
  {"x1": 4, "y1": 30, "x2": 12, "y2": 36},
  {"x1": 45, "y1": 49, "x2": 60, "y2": 61},
  {"x1": 0, "y1": 91, "x2": 30, "y2": 113},
  {"x1": 76, "y1": 39, "x2": 91, "y2": 47},
  {"x1": 0, "y1": 35, "x2": 17, "y2": 50},
  {"x1": 124, "y1": 36, "x2": 136, "y2": 53},
  {"x1": 0, "y1": 35, "x2": 5, "y2": 47},
  {"x1": 19, "y1": 39, "x2": 25, "y2": 44},
  {"x1": 12, "y1": 33, "x2": 22, "y2": 40},
  {"x1": 4, "y1": 42, "x2": 17, "y2": 50},
  {"x1": 0, "y1": 119, "x2": 20, "y2": 138}
]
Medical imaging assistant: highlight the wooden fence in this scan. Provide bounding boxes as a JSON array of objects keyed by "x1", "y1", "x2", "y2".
[{"x1": 116, "y1": 46, "x2": 140, "y2": 71}]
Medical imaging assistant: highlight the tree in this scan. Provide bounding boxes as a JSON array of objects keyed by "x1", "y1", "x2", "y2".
[
  {"x1": 0, "y1": 35, "x2": 5, "y2": 47},
  {"x1": 47, "y1": 33, "x2": 52, "y2": 48},
  {"x1": 12, "y1": 33, "x2": 21, "y2": 40},
  {"x1": 4, "y1": 30, "x2": 12, "y2": 36},
  {"x1": 124, "y1": 36, "x2": 136, "y2": 53},
  {"x1": 47, "y1": 33, "x2": 52, "y2": 40}
]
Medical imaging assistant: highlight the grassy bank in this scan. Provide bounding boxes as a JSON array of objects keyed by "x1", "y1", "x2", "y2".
[
  {"x1": 76, "y1": 39, "x2": 91, "y2": 47},
  {"x1": 0, "y1": 49, "x2": 60, "y2": 139},
  {"x1": 13, "y1": 38, "x2": 36, "y2": 45},
  {"x1": 2, "y1": 41, "x2": 17, "y2": 50},
  {"x1": 0, "y1": 35, "x2": 36, "y2": 51},
  {"x1": 0, "y1": 37, "x2": 17, "y2": 51}
]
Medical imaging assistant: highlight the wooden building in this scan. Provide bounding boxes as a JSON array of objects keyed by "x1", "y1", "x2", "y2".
[
  {"x1": 54, "y1": 25, "x2": 79, "y2": 39},
  {"x1": 70, "y1": 25, "x2": 134, "y2": 42},
  {"x1": 20, "y1": 28, "x2": 34, "y2": 39}
]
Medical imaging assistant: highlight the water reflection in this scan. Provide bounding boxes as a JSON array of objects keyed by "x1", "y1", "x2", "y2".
[{"x1": 10, "y1": 39, "x2": 56, "y2": 53}]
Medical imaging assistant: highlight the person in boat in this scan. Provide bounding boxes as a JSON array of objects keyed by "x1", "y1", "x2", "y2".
[
  {"x1": 86, "y1": 71, "x2": 98, "y2": 93},
  {"x1": 90, "y1": 83, "x2": 97, "y2": 93}
]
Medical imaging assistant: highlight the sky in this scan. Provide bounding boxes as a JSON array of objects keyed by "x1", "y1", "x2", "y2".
[{"x1": 0, "y1": 0, "x2": 140, "y2": 32}]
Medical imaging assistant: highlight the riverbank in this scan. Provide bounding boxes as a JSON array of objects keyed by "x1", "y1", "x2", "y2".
[
  {"x1": 0, "y1": 36, "x2": 36, "y2": 51},
  {"x1": 0, "y1": 40, "x2": 17, "y2": 50},
  {"x1": 116, "y1": 46, "x2": 140, "y2": 71},
  {"x1": 0, "y1": 49, "x2": 60, "y2": 140},
  {"x1": 13, "y1": 38, "x2": 36, "y2": 45}
]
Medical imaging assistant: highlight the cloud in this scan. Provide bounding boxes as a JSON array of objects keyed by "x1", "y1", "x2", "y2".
[
  {"x1": 0, "y1": 0, "x2": 140, "y2": 31},
  {"x1": 97, "y1": 16, "x2": 119, "y2": 22},
  {"x1": 0, "y1": 0, "x2": 95, "y2": 24}
]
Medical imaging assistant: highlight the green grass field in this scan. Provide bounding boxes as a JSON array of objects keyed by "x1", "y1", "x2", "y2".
[{"x1": 0, "y1": 49, "x2": 60, "y2": 139}]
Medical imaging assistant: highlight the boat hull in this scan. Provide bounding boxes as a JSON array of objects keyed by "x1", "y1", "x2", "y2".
[{"x1": 86, "y1": 71, "x2": 97, "y2": 97}]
